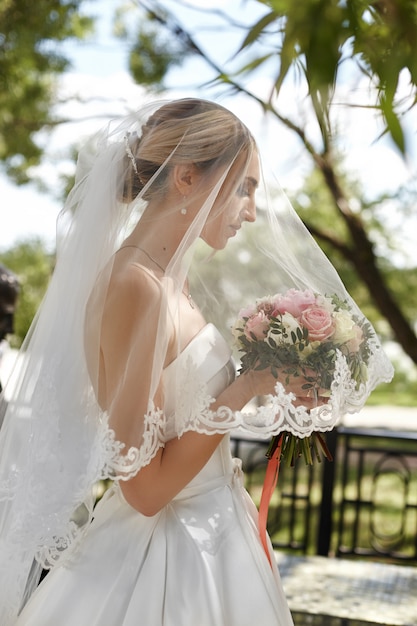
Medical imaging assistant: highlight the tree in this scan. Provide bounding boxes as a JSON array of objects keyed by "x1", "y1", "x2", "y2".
[
  {"x1": 120, "y1": 0, "x2": 417, "y2": 367},
  {"x1": 0, "y1": 0, "x2": 93, "y2": 183}
]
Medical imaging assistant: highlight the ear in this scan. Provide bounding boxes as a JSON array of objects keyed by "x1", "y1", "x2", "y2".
[{"x1": 172, "y1": 163, "x2": 200, "y2": 196}]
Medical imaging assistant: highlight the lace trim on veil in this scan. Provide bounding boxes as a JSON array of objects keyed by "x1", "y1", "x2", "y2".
[
  {"x1": 96, "y1": 407, "x2": 166, "y2": 480},
  {"x1": 98, "y1": 339, "x2": 393, "y2": 482}
]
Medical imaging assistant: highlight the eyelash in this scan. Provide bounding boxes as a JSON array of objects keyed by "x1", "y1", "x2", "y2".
[{"x1": 237, "y1": 185, "x2": 250, "y2": 197}]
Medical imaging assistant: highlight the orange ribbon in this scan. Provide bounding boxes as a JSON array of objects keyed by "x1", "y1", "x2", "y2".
[{"x1": 258, "y1": 436, "x2": 283, "y2": 566}]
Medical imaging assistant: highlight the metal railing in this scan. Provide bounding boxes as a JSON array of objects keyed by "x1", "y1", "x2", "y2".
[{"x1": 231, "y1": 426, "x2": 417, "y2": 564}]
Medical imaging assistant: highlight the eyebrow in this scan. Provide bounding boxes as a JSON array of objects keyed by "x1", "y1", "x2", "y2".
[{"x1": 246, "y1": 176, "x2": 259, "y2": 189}]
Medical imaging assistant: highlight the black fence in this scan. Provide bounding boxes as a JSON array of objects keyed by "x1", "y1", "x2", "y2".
[{"x1": 231, "y1": 426, "x2": 417, "y2": 564}]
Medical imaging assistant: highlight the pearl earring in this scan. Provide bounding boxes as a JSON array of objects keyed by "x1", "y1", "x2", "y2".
[{"x1": 180, "y1": 196, "x2": 187, "y2": 215}]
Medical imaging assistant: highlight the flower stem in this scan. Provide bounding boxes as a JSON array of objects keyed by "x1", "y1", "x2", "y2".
[
  {"x1": 316, "y1": 432, "x2": 333, "y2": 462},
  {"x1": 301, "y1": 436, "x2": 313, "y2": 465},
  {"x1": 266, "y1": 433, "x2": 284, "y2": 460},
  {"x1": 266, "y1": 432, "x2": 333, "y2": 466}
]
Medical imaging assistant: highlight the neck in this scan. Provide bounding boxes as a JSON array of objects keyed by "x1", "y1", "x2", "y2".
[{"x1": 127, "y1": 202, "x2": 189, "y2": 268}]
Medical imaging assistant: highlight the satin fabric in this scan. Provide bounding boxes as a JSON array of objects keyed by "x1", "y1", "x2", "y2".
[{"x1": 16, "y1": 326, "x2": 293, "y2": 626}]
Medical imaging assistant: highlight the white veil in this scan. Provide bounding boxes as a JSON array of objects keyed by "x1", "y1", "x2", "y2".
[{"x1": 0, "y1": 98, "x2": 393, "y2": 623}]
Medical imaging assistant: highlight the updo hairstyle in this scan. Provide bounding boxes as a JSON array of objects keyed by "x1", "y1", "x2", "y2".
[{"x1": 122, "y1": 98, "x2": 255, "y2": 203}]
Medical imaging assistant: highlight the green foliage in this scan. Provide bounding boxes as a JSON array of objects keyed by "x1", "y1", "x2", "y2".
[
  {"x1": 245, "y1": 0, "x2": 417, "y2": 152},
  {"x1": 370, "y1": 369, "x2": 417, "y2": 406},
  {"x1": 132, "y1": 0, "x2": 417, "y2": 153},
  {"x1": 0, "y1": 239, "x2": 55, "y2": 346},
  {"x1": 129, "y1": 25, "x2": 183, "y2": 88},
  {"x1": 352, "y1": 0, "x2": 417, "y2": 151},
  {"x1": 384, "y1": 266, "x2": 417, "y2": 322},
  {"x1": 245, "y1": 0, "x2": 344, "y2": 96},
  {"x1": 0, "y1": 0, "x2": 94, "y2": 182},
  {"x1": 114, "y1": 3, "x2": 185, "y2": 89}
]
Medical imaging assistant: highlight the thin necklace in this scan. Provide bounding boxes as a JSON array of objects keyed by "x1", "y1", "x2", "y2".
[{"x1": 120, "y1": 245, "x2": 195, "y2": 309}]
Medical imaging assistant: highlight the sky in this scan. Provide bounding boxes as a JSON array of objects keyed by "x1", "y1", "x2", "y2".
[{"x1": 1, "y1": 0, "x2": 417, "y2": 261}]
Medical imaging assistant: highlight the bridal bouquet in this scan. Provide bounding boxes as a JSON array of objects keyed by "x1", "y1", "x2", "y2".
[{"x1": 233, "y1": 288, "x2": 372, "y2": 466}]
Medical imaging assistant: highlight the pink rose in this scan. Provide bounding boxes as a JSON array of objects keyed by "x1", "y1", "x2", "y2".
[
  {"x1": 273, "y1": 288, "x2": 317, "y2": 318},
  {"x1": 256, "y1": 296, "x2": 277, "y2": 317},
  {"x1": 238, "y1": 304, "x2": 258, "y2": 319},
  {"x1": 299, "y1": 305, "x2": 335, "y2": 341},
  {"x1": 244, "y1": 311, "x2": 270, "y2": 340}
]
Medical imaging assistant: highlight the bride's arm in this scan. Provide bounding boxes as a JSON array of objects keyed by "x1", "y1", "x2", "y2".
[
  {"x1": 120, "y1": 369, "x2": 274, "y2": 517},
  {"x1": 99, "y1": 264, "x2": 318, "y2": 517}
]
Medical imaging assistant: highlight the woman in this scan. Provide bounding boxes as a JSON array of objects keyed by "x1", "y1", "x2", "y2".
[{"x1": 0, "y1": 99, "x2": 393, "y2": 625}]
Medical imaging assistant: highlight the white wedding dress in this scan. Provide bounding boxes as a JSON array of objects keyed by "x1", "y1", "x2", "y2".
[{"x1": 16, "y1": 325, "x2": 293, "y2": 626}]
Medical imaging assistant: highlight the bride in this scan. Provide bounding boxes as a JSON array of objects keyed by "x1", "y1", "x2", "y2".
[{"x1": 0, "y1": 98, "x2": 393, "y2": 625}]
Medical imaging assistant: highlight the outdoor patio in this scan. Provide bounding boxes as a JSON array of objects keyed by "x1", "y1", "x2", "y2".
[{"x1": 276, "y1": 553, "x2": 417, "y2": 626}]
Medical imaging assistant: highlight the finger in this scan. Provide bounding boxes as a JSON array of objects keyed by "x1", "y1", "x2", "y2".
[{"x1": 293, "y1": 396, "x2": 316, "y2": 409}]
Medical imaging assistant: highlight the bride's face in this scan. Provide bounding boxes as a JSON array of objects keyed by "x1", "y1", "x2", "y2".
[{"x1": 201, "y1": 151, "x2": 260, "y2": 250}]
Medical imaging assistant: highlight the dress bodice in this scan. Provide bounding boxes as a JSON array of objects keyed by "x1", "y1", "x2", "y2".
[
  {"x1": 163, "y1": 324, "x2": 237, "y2": 491},
  {"x1": 163, "y1": 323, "x2": 236, "y2": 419}
]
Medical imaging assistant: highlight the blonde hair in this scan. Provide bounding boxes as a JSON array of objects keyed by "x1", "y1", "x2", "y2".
[{"x1": 122, "y1": 98, "x2": 255, "y2": 202}]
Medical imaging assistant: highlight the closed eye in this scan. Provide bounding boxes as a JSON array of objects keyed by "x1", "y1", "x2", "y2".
[
  {"x1": 237, "y1": 175, "x2": 258, "y2": 198},
  {"x1": 236, "y1": 184, "x2": 250, "y2": 197}
]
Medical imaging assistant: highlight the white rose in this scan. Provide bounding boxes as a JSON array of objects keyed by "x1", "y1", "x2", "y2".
[
  {"x1": 332, "y1": 310, "x2": 356, "y2": 344},
  {"x1": 266, "y1": 312, "x2": 302, "y2": 345},
  {"x1": 315, "y1": 294, "x2": 335, "y2": 313}
]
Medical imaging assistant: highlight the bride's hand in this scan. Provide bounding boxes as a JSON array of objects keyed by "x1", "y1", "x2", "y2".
[{"x1": 241, "y1": 368, "x2": 329, "y2": 410}]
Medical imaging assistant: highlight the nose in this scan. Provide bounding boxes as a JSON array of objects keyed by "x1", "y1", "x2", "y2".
[{"x1": 241, "y1": 200, "x2": 256, "y2": 223}]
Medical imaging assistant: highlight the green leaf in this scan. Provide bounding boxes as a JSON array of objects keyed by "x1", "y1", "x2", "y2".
[
  {"x1": 234, "y1": 53, "x2": 275, "y2": 76},
  {"x1": 380, "y1": 96, "x2": 406, "y2": 154},
  {"x1": 237, "y1": 10, "x2": 278, "y2": 53}
]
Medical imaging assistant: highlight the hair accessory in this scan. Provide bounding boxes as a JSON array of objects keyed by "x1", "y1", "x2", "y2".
[{"x1": 124, "y1": 133, "x2": 139, "y2": 176}]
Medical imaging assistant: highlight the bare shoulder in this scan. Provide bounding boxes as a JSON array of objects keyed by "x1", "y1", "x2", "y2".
[
  {"x1": 106, "y1": 261, "x2": 163, "y2": 317},
  {"x1": 98, "y1": 260, "x2": 171, "y2": 361},
  {"x1": 96, "y1": 256, "x2": 177, "y2": 364}
]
